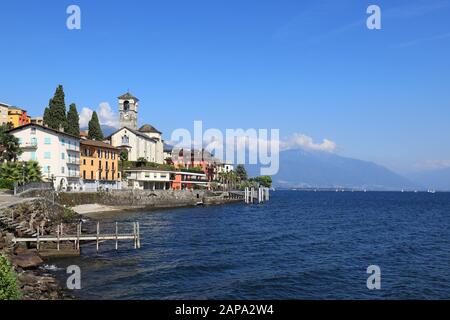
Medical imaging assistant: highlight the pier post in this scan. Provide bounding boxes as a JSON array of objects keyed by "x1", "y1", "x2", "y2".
[
  {"x1": 37, "y1": 228, "x2": 40, "y2": 251},
  {"x1": 137, "y1": 222, "x2": 141, "y2": 249},
  {"x1": 57, "y1": 225, "x2": 60, "y2": 251},
  {"x1": 133, "y1": 222, "x2": 137, "y2": 249},
  {"x1": 96, "y1": 222, "x2": 100, "y2": 252},
  {"x1": 115, "y1": 222, "x2": 118, "y2": 251}
]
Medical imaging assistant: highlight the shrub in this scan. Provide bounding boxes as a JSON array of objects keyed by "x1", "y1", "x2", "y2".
[
  {"x1": 0, "y1": 254, "x2": 22, "y2": 300},
  {"x1": 0, "y1": 179, "x2": 14, "y2": 190}
]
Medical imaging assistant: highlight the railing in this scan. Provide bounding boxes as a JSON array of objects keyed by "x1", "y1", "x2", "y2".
[
  {"x1": 66, "y1": 145, "x2": 80, "y2": 152},
  {"x1": 67, "y1": 158, "x2": 80, "y2": 165},
  {"x1": 67, "y1": 172, "x2": 80, "y2": 178},
  {"x1": 14, "y1": 182, "x2": 53, "y2": 195},
  {"x1": 20, "y1": 142, "x2": 38, "y2": 149}
]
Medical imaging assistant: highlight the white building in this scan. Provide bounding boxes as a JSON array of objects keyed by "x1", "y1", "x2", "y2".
[
  {"x1": 108, "y1": 92, "x2": 164, "y2": 163},
  {"x1": 124, "y1": 168, "x2": 209, "y2": 190},
  {"x1": 0, "y1": 102, "x2": 10, "y2": 126},
  {"x1": 217, "y1": 161, "x2": 234, "y2": 174},
  {"x1": 8, "y1": 124, "x2": 81, "y2": 190},
  {"x1": 109, "y1": 125, "x2": 164, "y2": 163}
]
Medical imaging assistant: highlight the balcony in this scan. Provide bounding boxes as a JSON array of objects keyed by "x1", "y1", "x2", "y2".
[
  {"x1": 67, "y1": 158, "x2": 80, "y2": 165},
  {"x1": 21, "y1": 142, "x2": 38, "y2": 150},
  {"x1": 67, "y1": 171, "x2": 80, "y2": 178},
  {"x1": 66, "y1": 144, "x2": 80, "y2": 152}
]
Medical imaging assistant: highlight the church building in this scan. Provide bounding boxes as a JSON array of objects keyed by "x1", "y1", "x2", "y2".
[{"x1": 108, "y1": 92, "x2": 164, "y2": 164}]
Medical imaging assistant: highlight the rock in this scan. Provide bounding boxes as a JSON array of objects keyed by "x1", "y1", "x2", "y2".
[
  {"x1": 10, "y1": 252, "x2": 43, "y2": 269},
  {"x1": 22, "y1": 285, "x2": 35, "y2": 293},
  {"x1": 14, "y1": 244, "x2": 30, "y2": 254}
]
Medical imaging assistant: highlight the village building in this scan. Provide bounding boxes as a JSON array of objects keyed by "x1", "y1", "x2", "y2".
[
  {"x1": 79, "y1": 139, "x2": 121, "y2": 191},
  {"x1": 0, "y1": 102, "x2": 10, "y2": 126},
  {"x1": 109, "y1": 92, "x2": 164, "y2": 163},
  {"x1": 124, "y1": 168, "x2": 208, "y2": 190},
  {"x1": 7, "y1": 106, "x2": 31, "y2": 128},
  {"x1": 8, "y1": 123, "x2": 81, "y2": 190}
]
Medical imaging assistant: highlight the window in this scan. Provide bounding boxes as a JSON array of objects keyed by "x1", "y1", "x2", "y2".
[
  {"x1": 83, "y1": 159, "x2": 86, "y2": 165},
  {"x1": 18, "y1": 138, "x2": 23, "y2": 145},
  {"x1": 122, "y1": 135, "x2": 129, "y2": 145},
  {"x1": 90, "y1": 171, "x2": 94, "y2": 180},
  {"x1": 44, "y1": 166, "x2": 51, "y2": 173},
  {"x1": 30, "y1": 152, "x2": 36, "y2": 160},
  {"x1": 83, "y1": 171, "x2": 86, "y2": 179},
  {"x1": 98, "y1": 149, "x2": 102, "y2": 158},
  {"x1": 45, "y1": 137, "x2": 51, "y2": 145},
  {"x1": 44, "y1": 152, "x2": 51, "y2": 159},
  {"x1": 31, "y1": 137, "x2": 37, "y2": 145},
  {"x1": 61, "y1": 153, "x2": 65, "y2": 160},
  {"x1": 31, "y1": 128, "x2": 36, "y2": 135},
  {"x1": 61, "y1": 139, "x2": 65, "y2": 146},
  {"x1": 91, "y1": 160, "x2": 94, "y2": 166},
  {"x1": 61, "y1": 167, "x2": 65, "y2": 174}
]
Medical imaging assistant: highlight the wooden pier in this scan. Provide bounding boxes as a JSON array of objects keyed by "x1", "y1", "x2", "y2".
[
  {"x1": 229, "y1": 187, "x2": 270, "y2": 204},
  {"x1": 12, "y1": 221, "x2": 141, "y2": 252}
]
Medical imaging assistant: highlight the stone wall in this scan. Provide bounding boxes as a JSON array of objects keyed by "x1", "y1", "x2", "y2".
[{"x1": 21, "y1": 189, "x2": 241, "y2": 209}]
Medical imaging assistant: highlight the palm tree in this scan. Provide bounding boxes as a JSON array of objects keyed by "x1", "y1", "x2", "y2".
[
  {"x1": 23, "y1": 161, "x2": 42, "y2": 183},
  {"x1": 0, "y1": 126, "x2": 22, "y2": 162}
]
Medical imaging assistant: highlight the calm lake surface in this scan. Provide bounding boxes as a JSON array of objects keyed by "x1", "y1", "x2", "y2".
[{"x1": 51, "y1": 191, "x2": 450, "y2": 299}]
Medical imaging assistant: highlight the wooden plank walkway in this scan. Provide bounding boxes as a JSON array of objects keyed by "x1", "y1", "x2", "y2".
[{"x1": 13, "y1": 221, "x2": 141, "y2": 252}]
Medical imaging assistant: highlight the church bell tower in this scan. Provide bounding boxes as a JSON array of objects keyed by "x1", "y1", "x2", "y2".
[{"x1": 118, "y1": 92, "x2": 139, "y2": 130}]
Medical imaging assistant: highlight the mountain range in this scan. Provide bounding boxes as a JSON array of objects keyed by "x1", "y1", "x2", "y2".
[{"x1": 247, "y1": 149, "x2": 420, "y2": 191}]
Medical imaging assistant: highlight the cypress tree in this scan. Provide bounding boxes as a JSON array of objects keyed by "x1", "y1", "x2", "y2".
[
  {"x1": 87, "y1": 111, "x2": 103, "y2": 140},
  {"x1": 43, "y1": 106, "x2": 52, "y2": 127},
  {"x1": 66, "y1": 103, "x2": 80, "y2": 136},
  {"x1": 46, "y1": 85, "x2": 67, "y2": 131}
]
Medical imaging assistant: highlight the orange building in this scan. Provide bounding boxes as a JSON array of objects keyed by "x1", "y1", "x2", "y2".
[
  {"x1": 8, "y1": 107, "x2": 31, "y2": 128},
  {"x1": 80, "y1": 140, "x2": 121, "y2": 190}
]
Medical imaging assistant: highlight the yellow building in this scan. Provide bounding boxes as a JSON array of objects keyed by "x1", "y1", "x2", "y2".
[
  {"x1": 80, "y1": 139, "x2": 121, "y2": 190},
  {"x1": 8, "y1": 107, "x2": 31, "y2": 128}
]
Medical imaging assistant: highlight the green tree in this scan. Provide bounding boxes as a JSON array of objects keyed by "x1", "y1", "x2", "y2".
[
  {"x1": 136, "y1": 157, "x2": 147, "y2": 167},
  {"x1": 66, "y1": 103, "x2": 80, "y2": 136},
  {"x1": 44, "y1": 85, "x2": 68, "y2": 131},
  {"x1": 0, "y1": 161, "x2": 42, "y2": 187},
  {"x1": 252, "y1": 176, "x2": 272, "y2": 188},
  {"x1": 0, "y1": 124, "x2": 22, "y2": 162},
  {"x1": 87, "y1": 111, "x2": 103, "y2": 140},
  {"x1": 235, "y1": 164, "x2": 248, "y2": 181},
  {"x1": 43, "y1": 105, "x2": 51, "y2": 127},
  {"x1": 0, "y1": 254, "x2": 22, "y2": 300},
  {"x1": 23, "y1": 161, "x2": 43, "y2": 183}
]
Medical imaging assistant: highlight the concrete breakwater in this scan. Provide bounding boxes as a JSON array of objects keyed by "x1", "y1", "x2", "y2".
[{"x1": 21, "y1": 189, "x2": 242, "y2": 211}]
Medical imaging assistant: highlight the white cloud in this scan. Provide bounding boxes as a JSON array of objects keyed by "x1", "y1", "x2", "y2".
[
  {"x1": 281, "y1": 133, "x2": 337, "y2": 152},
  {"x1": 79, "y1": 107, "x2": 93, "y2": 128},
  {"x1": 78, "y1": 102, "x2": 119, "y2": 129},
  {"x1": 415, "y1": 160, "x2": 450, "y2": 170}
]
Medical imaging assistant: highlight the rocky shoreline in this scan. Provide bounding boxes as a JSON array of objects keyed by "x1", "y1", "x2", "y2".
[
  {"x1": 0, "y1": 199, "x2": 81, "y2": 300},
  {"x1": 1, "y1": 190, "x2": 243, "y2": 300}
]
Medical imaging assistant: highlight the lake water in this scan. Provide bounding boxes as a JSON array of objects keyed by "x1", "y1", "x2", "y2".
[{"x1": 51, "y1": 191, "x2": 450, "y2": 299}]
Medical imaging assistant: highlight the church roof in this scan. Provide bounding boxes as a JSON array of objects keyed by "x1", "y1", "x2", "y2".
[
  {"x1": 118, "y1": 92, "x2": 139, "y2": 101},
  {"x1": 107, "y1": 127, "x2": 158, "y2": 143},
  {"x1": 139, "y1": 124, "x2": 162, "y2": 134}
]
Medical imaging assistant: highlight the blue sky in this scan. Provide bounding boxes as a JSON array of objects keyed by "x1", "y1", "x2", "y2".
[{"x1": 1, "y1": 0, "x2": 450, "y2": 173}]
